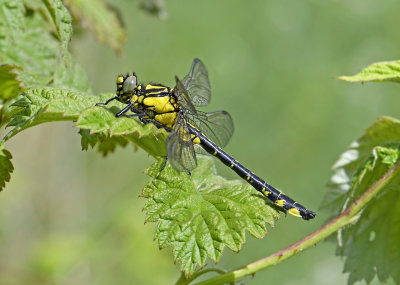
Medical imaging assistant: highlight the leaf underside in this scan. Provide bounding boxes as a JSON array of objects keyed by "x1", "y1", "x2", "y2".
[
  {"x1": 0, "y1": 144, "x2": 14, "y2": 191},
  {"x1": 141, "y1": 156, "x2": 279, "y2": 277},
  {"x1": 322, "y1": 116, "x2": 400, "y2": 285}
]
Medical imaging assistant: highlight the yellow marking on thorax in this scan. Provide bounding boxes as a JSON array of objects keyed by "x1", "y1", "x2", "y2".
[
  {"x1": 145, "y1": 84, "x2": 167, "y2": 91},
  {"x1": 154, "y1": 113, "x2": 177, "y2": 128},
  {"x1": 117, "y1": 76, "x2": 124, "y2": 83},
  {"x1": 143, "y1": 96, "x2": 176, "y2": 113},
  {"x1": 287, "y1": 208, "x2": 301, "y2": 217}
]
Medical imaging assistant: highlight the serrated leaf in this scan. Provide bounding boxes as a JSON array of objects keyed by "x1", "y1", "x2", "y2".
[
  {"x1": 77, "y1": 106, "x2": 168, "y2": 158},
  {"x1": 141, "y1": 156, "x2": 279, "y2": 277},
  {"x1": 64, "y1": 0, "x2": 126, "y2": 54},
  {"x1": 79, "y1": 128, "x2": 131, "y2": 156},
  {"x1": 0, "y1": 64, "x2": 23, "y2": 100},
  {"x1": 337, "y1": 145, "x2": 400, "y2": 285},
  {"x1": 4, "y1": 88, "x2": 99, "y2": 140},
  {"x1": 321, "y1": 116, "x2": 400, "y2": 216},
  {"x1": 0, "y1": 0, "x2": 90, "y2": 92},
  {"x1": 42, "y1": 0, "x2": 73, "y2": 56},
  {"x1": 323, "y1": 116, "x2": 400, "y2": 285},
  {"x1": 0, "y1": 143, "x2": 14, "y2": 191},
  {"x1": 339, "y1": 60, "x2": 400, "y2": 83}
]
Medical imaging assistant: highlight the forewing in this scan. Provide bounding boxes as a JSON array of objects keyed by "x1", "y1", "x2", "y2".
[
  {"x1": 166, "y1": 112, "x2": 197, "y2": 172},
  {"x1": 188, "y1": 110, "x2": 234, "y2": 148},
  {"x1": 181, "y1": 58, "x2": 211, "y2": 107},
  {"x1": 175, "y1": 76, "x2": 197, "y2": 115}
]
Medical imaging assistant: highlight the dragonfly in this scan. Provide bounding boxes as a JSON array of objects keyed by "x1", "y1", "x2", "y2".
[{"x1": 96, "y1": 59, "x2": 316, "y2": 220}]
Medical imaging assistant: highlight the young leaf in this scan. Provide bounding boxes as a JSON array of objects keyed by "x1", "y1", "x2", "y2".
[
  {"x1": 323, "y1": 116, "x2": 400, "y2": 285},
  {"x1": 0, "y1": 143, "x2": 13, "y2": 191},
  {"x1": 339, "y1": 60, "x2": 400, "y2": 83},
  {"x1": 141, "y1": 156, "x2": 279, "y2": 277}
]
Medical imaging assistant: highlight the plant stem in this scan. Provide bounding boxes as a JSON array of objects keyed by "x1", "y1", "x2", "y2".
[{"x1": 194, "y1": 161, "x2": 400, "y2": 285}]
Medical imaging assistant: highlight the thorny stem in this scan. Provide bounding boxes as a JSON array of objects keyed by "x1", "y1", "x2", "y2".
[{"x1": 192, "y1": 160, "x2": 400, "y2": 285}]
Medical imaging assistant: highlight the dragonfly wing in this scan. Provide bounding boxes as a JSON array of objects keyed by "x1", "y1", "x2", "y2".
[
  {"x1": 181, "y1": 58, "x2": 211, "y2": 107},
  {"x1": 174, "y1": 76, "x2": 197, "y2": 115},
  {"x1": 189, "y1": 110, "x2": 234, "y2": 148},
  {"x1": 166, "y1": 112, "x2": 197, "y2": 172}
]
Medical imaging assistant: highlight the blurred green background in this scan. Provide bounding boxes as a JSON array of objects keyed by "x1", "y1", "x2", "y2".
[{"x1": 1, "y1": 0, "x2": 400, "y2": 284}]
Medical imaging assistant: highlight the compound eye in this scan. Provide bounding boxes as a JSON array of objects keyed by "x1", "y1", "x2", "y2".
[{"x1": 123, "y1": 75, "x2": 137, "y2": 93}]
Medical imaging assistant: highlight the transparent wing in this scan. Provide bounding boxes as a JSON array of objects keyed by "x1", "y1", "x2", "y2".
[
  {"x1": 174, "y1": 76, "x2": 197, "y2": 115},
  {"x1": 187, "y1": 110, "x2": 234, "y2": 148},
  {"x1": 181, "y1": 58, "x2": 211, "y2": 107},
  {"x1": 166, "y1": 112, "x2": 197, "y2": 172}
]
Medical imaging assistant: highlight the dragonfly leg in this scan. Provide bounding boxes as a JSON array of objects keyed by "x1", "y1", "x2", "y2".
[
  {"x1": 96, "y1": 96, "x2": 118, "y2": 106},
  {"x1": 116, "y1": 103, "x2": 133, "y2": 117}
]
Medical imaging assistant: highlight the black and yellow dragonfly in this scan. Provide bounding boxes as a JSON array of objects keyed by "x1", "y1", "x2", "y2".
[{"x1": 97, "y1": 59, "x2": 316, "y2": 220}]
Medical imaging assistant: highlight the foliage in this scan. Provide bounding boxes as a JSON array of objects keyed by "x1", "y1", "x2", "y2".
[
  {"x1": 339, "y1": 60, "x2": 400, "y2": 83},
  {"x1": 0, "y1": 0, "x2": 281, "y2": 280},
  {"x1": 142, "y1": 157, "x2": 278, "y2": 276},
  {"x1": 319, "y1": 63, "x2": 400, "y2": 284},
  {"x1": 1, "y1": 0, "x2": 400, "y2": 284},
  {"x1": 322, "y1": 118, "x2": 400, "y2": 284}
]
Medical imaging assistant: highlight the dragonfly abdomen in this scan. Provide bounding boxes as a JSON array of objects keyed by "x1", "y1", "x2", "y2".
[{"x1": 188, "y1": 125, "x2": 316, "y2": 220}]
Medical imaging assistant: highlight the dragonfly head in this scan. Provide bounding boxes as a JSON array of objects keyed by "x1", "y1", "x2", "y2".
[{"x1": 116, "y1": 73, "x2": 138, "y2": 104}]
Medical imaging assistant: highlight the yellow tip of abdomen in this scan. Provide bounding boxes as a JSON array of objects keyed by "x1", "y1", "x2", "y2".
[{"x1": 287, "y1": 208, "x2": 301, "y2": 217}]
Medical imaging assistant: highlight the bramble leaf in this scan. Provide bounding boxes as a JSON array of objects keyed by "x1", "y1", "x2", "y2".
[
  {"x1": 339, "y1": 60, "x2": 400, "y2": 83},
  {"x1": 322, "y1": 116, "x2": 400, "y2": 216},
  {"x1": 0, "y1": 64, "x2": 22, "y2": 101},
  {"x1": 0, "y1": 0, "x2": 90, "y2": 92},
  {"x1": 77, "y1": 105, "x2": 168, "y2": 158},
  {"x1": 0, "y1": 143, "x2": 13, "y2": 191},
  {"x1": 42, "y1": 0, "x2": 73, "y2": 56},
  {"x1": 322, "y1": 116, "x2": 400, "y2": 285},
  {"x1": 4, "y1": 88, "x2": 100, "y2": 140},
  {"x1": 141, "y1": 156, "x2": 279, "y2": 277},
  {"x1": 64, "y1": 0, "x2": 126, "y2": 54}
]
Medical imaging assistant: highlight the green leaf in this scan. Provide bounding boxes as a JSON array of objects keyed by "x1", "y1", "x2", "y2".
[
  {"x1": 339, "y1": 60, "x2": 400, "y2": 83},
  {"x1": 321, "y1": 116, "x2": 400, "y2": 216},
  {"x1": 322, "y1": 116, "x2": 400, "y2": 285},
  {"x1": 64, "y1": 0, "x2": 126, "y2": 54},
  {"x1": 77, "y1": 106, "x2": 168, "y2": 158},
  {"x1": 41, "y1": 0, "x2": 73, "y2": 56},
  {"x1": 0, "y1": 0, "x2": 90, "y2": 92},
  {"x1": 338, "y1": 145, "x2": 400, "y2": 285},
  {"x1": 0, "y1": 64, "x2": 23, "y2": 101},
  {"x1": 79, "y1": 128, "x2": 132, "y2": 156},
  {"x1": 141, "y1": 156, "x2": 279, "y2": 277},
  {"x1": 4, "y1": 88, "x2": 99, "y2": 140},
  {"x1": 0, "y1": 143, "x2": 14, "y2": 191}
]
